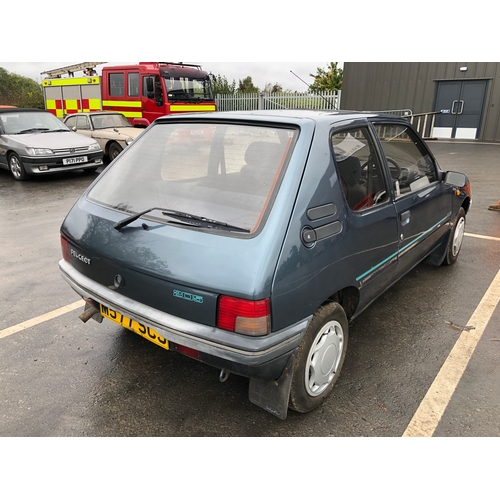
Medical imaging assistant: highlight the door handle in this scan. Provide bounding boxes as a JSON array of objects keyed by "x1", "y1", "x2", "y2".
[
  {"x1": 400, "y1": 210, "x2": 411, "y2": 226},
  {"x1": 458, "y1": 100, "x2": 465, "y2": 115},
  {"x1": 451, "y1": 100, "x2": 459, "y2": 114}
]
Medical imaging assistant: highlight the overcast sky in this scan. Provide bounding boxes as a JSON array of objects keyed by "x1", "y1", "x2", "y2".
[
  {"x1": 0, "y1": 62, "x2": 331, "y2": 92},
  {"x1": 2, "y1": 2, "x2": 490, "y2": 92}
]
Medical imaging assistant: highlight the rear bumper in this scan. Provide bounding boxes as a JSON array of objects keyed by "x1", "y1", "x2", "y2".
[{"x1": 59, "y1": 259, "x2": 310, "y2": 380}]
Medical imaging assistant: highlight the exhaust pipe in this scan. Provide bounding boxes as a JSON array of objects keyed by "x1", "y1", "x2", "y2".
[
  {"x1": 219, "y1": 369, "x2": 230, "y2": 383},
  {"x1": 79, "y1": 304, "x2": 102, "y2": 323}
]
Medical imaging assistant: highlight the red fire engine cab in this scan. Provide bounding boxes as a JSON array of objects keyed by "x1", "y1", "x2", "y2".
[{"x1": 42, "y1": 62, "x2": 217, "y2": 126}]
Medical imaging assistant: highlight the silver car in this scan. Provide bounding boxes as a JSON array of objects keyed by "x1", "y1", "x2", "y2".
[
  {"x1": 0, "y1": 108, "x2": 104, "y2": 181},
  {"x1": 63, "y1": 112, "x2": 144, "y2": 161}
]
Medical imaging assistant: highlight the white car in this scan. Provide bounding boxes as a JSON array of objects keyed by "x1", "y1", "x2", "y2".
[
  {"x1": 0, "y1": 108, "x2": 103, "y2": 181},
  {"x1": 63, "y1": 112, "x2": 144, "y2": 160}
]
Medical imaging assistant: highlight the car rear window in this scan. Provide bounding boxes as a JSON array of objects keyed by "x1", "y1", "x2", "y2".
[{"x1": 87, "y1": 122, "x2": 298, "y2": 233}]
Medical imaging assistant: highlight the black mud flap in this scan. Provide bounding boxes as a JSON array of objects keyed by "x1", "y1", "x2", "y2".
[{"x1": 248, "y1": 349, "x2": 297, "y2": 420}]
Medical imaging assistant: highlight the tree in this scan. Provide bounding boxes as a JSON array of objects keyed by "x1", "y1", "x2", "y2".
[
  {"x1": 238, "y1": 76, "x2": 259, "y2": 93},
  {"x1": 0, "y1": 68, "x2": 44, "y2": 108},
  {"x1": 309, "y1": 62, "x2": 343, "y2": 93},
  {"x1": 263, "y1": 82, "x2": 283, "y2": 93},
  {"x1": 210, "y1": 73, "x2": 237, "y2": 95}
]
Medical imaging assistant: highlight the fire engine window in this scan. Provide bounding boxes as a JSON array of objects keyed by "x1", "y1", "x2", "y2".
[
  {"x1": 109, "y1": 73, "x2": 124, "y2": 97},
  {"x1": 128, "y1": 73, "x2": 139, "y2": 97},
  {"x1": 143, "y1": 76, "x2": 154, "y2": 99}
]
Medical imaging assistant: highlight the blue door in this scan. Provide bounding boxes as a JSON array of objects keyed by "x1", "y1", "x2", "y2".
[{"x1": 373, "y1": 123, "x2": 452, "y2": 278}]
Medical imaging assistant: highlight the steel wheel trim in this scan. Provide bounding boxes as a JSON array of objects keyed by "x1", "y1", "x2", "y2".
[
  {"x1": 452, "y1": 217, "x2": 465, "y2": 257},
  {"x1": 10, "y1": 156, "x2": 22, "y2": 179},
  {"x1": 305, "y1": 320, "x2": 344, "y2": 397}
]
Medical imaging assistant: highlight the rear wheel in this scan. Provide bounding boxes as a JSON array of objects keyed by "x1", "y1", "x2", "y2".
[
  {"x1": 289, "y1": 302, "x2": 348, "y2": 413},
  {"x1": 443, "y1": 207, "x2": 466, "y2": 266},
  {"x1": 9, "y1": 153, "x2": 29, "y2": 181}
]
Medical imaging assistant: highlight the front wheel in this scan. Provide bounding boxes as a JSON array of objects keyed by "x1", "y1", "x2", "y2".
[
  {"x1": 289, "y1": 302, "x2": 348, "y2": 413},
  {"x1": 108, "y1": 142, "x2": 123, "y2": 160},
  {"x1": 9, "y1": 153, "x2": 29, "y2": 181},
  {"x1": 443, "y1": 207, "x2": 466, "y2": 266}
]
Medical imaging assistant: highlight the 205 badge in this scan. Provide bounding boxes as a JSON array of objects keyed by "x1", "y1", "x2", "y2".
[{"x1": 173, "y1": 289, "x2": 204, "y2": 304}]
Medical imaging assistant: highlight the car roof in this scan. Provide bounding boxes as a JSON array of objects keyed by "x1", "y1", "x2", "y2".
[
  {"x1": 0, "y1": 108, "x2": 47, "y2": 114},
  {"x1": 155, "y1": 109, "x2": 406, "y2": 125},
  {"x1": 66, "y1": 111, "x2": 124, "y2": 116}
]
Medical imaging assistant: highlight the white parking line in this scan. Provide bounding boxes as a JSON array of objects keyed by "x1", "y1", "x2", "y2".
[
  {"x1": 403, "y1": 269, "x2": 500, "y2": 437},
  {"x1": 465, "y1": 232, "x2": 500, "y2": 242},
  {"x1": 0, "y1": 301, "x2": 84, "y2": 340}
]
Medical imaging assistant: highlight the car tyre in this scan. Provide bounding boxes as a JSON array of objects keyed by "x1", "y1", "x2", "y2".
[
  {"x1": 443, "y1": 207, "x2": 466, "y2": 266},
  {"x1": 9, "y1": 153, "x2": 30, "y2": 181},
  {"x1": 108, "y1": 142, "x2": 123, "y2": 160},
  {"x1": 289, "y1": 301, "x2": 348, "y2": 413}
]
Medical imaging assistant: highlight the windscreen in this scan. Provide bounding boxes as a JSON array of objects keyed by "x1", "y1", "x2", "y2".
[
  {"x1": 163, "y1": 76, "x2": 214, "y2": 102},
  {"x1": 0, "y1": 111, "x2": 68, "y2": 134},
  {"x1": 91, "y1": 113, "x2": 131, "y2": 129},
  {"x1": 88, "y1": 122, "x2": 298, "y2": 233}
]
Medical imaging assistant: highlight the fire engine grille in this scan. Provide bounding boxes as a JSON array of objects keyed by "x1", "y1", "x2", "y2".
[{"x1": 52, "y1": 146, "x2": 90, "y2": 155}]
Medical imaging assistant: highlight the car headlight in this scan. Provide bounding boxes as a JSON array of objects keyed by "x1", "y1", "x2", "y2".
[
  {"x1": 26, "y1": 147, "x2": 53, "y2": 156},
  {"x1": 88, "y1": 143, "x2": 101, "y2": 152}
]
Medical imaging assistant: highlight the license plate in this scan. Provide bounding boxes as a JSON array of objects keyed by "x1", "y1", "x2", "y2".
[
  {"x1": 63, "y1": 156, "x2": 88, "y2": 165},
  {"x1": 100, "y1": 304, "x2": 169, "y2": 351}
]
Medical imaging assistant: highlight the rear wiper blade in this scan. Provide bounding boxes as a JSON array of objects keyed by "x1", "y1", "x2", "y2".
[
  {"x1": 161, "y1": 209, "x2": 250, "y2": 233},
  {"x1": 114, "y1": 207, "x2": 173, "y2": 231},
  {"x1": 114, "y1": 207, "x2": 250, "y2": 233}
]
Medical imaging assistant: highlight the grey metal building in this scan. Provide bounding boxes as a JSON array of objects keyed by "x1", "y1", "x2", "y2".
[{"x1": 341, "y1": 62, "x2": 500, "y2": 142}]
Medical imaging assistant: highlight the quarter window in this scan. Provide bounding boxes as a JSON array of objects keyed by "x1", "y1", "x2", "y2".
[
  {"x1": 332, "y1": 127, "x2": 389, "y2": 211},
  {"x1": 374, "y1": 124, "x2": 438, "y2": 198}
]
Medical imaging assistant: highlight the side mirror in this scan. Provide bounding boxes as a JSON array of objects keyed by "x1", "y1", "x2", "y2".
[
  {"x1": 444, "y1": 171, "x2": 468, "y2": 188},
  {"x1": 132, "y1": 118, "x2": 150, "y2": 128}
]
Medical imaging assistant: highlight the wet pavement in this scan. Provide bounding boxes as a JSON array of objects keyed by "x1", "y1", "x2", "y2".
[{"x1": 1, "y1": 140, "x2": 499, "y2": 437}]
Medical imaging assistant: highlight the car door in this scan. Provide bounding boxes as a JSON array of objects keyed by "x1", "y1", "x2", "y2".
[
  {"x1": 331, "y1": 125, "x2": 399, "y2": 310},
  {"x1": 372, "y1": 122, "x2": 452, "y2": 279}
]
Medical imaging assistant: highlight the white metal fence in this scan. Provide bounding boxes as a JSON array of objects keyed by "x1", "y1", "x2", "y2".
[{"x1": 215, "y1": 91, "x2": 341, "y2": 112}]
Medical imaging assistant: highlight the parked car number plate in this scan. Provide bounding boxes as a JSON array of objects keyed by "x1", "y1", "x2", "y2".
[
  {"x1": 99, "y1": 304, "x2": 169, "y2": 351},
  {"x1": 63, "y1": 156, "x2": 88, "y2": 165}
]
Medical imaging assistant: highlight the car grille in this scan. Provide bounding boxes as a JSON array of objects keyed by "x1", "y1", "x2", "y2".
[{"x1": 52, "y1": 146, "x2": 90, "y2": 155}]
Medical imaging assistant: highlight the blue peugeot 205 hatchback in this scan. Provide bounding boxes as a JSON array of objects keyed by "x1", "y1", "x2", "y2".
[{"x1": 59, "y1": 110, "x2": 471, "y2": 419}]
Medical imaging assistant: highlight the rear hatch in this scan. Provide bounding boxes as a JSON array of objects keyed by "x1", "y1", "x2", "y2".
[{"x1": 61, "y1": 118, "x2": 302, "y2": 328}]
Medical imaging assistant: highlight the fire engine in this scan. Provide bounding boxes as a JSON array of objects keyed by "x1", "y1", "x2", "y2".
[{"x1": 41, "y1": 62, "x2": 217, "y2": 126}]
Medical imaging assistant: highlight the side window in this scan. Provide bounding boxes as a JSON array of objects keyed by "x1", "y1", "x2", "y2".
[
  {"x1": 128, "y1": 72, "x2": 139, "y2": 97},
  {"x1": 374, "y1": 124, "x2": 438, "y2": 198},
  {"x1": 109, "y1": 73, "x2": 124, "y2": 97},
  {"x1": 65, "y1": 116, "x2": 76, "y2": 129},
  {"x1": 332, "y1": 127, "x2": 389, "y2": 211},
  {"x1": 75, "y1": 115, "x2": 89, "y2": 130}
]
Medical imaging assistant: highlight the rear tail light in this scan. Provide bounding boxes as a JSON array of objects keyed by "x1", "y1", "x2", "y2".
[
  {"x1": 464, "y1": 180, "x2": 471, "y2": 197},
  {"x1": 217, "y1": 296, "x2": 270, "y2": 336},
  {"x1": 61, "y1": 235, "x2": 70, "y2": 262}
]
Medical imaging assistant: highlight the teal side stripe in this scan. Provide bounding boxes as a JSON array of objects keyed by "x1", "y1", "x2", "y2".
[{"x1": 356, "y1": 214, "x2": 450, "y2": 282}]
